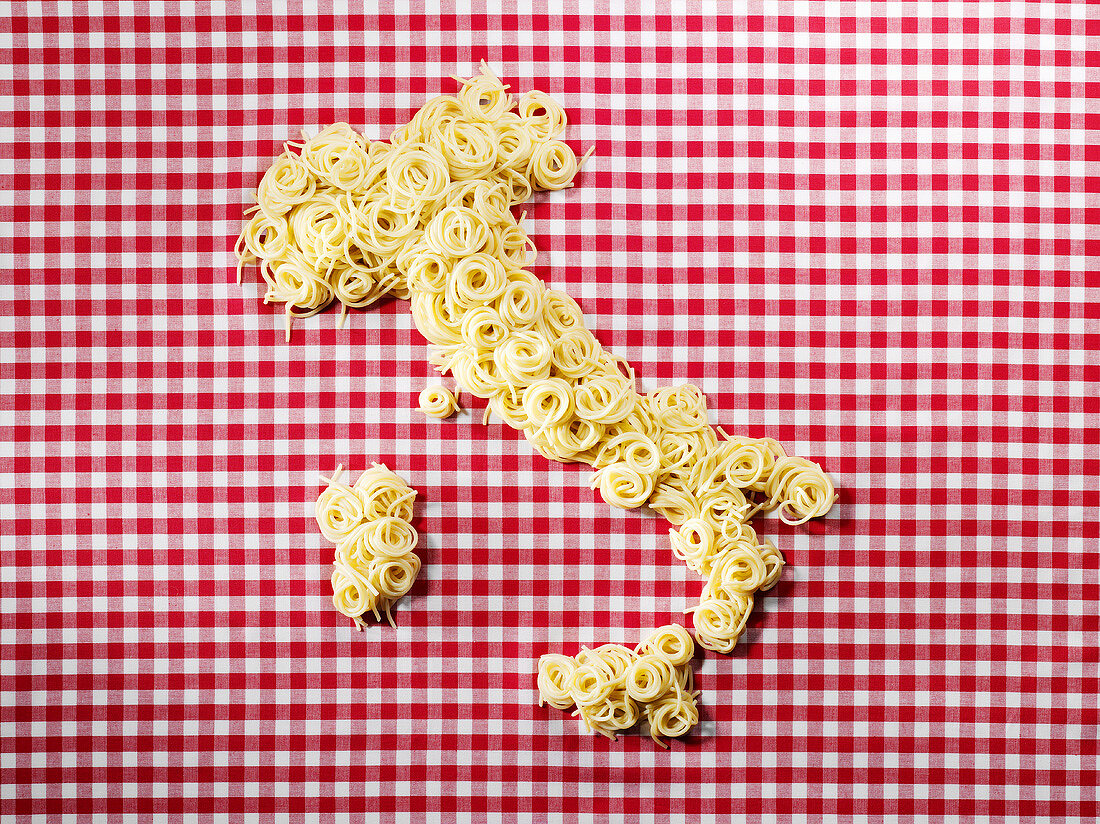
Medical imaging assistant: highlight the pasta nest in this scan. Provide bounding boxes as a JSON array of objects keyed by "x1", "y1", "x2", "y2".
[{"x1": 317, "y1": 464, "x2": 420, "y2": 630}]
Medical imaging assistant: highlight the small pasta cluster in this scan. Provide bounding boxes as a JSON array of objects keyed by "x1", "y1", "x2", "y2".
[
  {"x1": 316, "y1": 464, "x2": 420, "y2": 629},
  {"x1": 537, "y1": 625, "x2": 700, "y2": 748},
  {"x1": 418, "y1": 384, "x2": 462, "y2": 419},
  {"x1": 236, "y1": 62, "x2": 589, "y2": 341}
]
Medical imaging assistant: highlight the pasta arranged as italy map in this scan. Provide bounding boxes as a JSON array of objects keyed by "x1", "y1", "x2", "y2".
[{"x1": 237, "y1": 66, "x2": 838, "y2": 741}]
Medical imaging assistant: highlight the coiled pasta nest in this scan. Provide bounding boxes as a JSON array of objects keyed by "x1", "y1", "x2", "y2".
[
  {"x1": 317, "y1": 464, "x2": 420, "y2": 629},
  {"x1": 537, "y1": 624, "x2": 700, "y2": 748}
]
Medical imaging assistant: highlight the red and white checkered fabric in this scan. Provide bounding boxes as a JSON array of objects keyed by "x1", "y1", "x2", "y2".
[{"x1": 3, "y1": 2, "x2": 1097, "y2": 822}]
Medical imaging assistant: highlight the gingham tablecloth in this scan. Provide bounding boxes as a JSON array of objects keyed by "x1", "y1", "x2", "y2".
[{"x1": 3, "y1": 3, "x2": 1097, "y2": 822}]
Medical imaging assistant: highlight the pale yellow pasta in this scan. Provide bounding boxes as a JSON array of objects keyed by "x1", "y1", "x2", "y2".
[
  {"x1": 419, "y1": 384, "x2": 462, "y2": 418},
  {"x1": 576, "y1": 688, "x2": 639, "y2": 739},
  {"x1": 667, "y1": 518, "x2": 715, "y2": 574},
  {"x1": 448, "y1": 346, "x2": 507, "y2": 399},
  {"x1": 494, "y1": 120, "x2": 536, "y2": 174},
  {"x1": 572, "y1": 705, "x2": 617, "y2": 741},
  {"x1": 601, "y1": 691, "x2": 641, "y2": 732},
  {"x1": 579, "y1": 644, "x2": 636, "y2": 680},
  {"x1": 256, "y1": 151, "x2": 316, "y2": 216},
  {"x1": 529, "y1": 139, "x2": 578, "y2": 190},
  {"x1": 537, "y1": 289, "x2": 585, "y2": 338},
  {"x1": 494, "y1": 273, "x2": 544, "y2": 329},
  {"x1": 716, "y1": 506, "x2": 759, "y2": 544},
  {"x1": 497, "y1": 221, "x2": 537, "y2": 269},
  {"x1": 354, "y1": 463, "x2": 417, "y2": 522},
  {"x1": 240, "y1": 73, "x2": 838, "y2": 657},
  {"x1": 537, "y1": 626, "x2": 698, "y2": 746},
  {"x1": 573, "y1": 373, "x2": 635, "y2": 425},
  {"x1": 367, "y1": 552, "x2": 421, "y2": 599},
  {"x1": 300, "y1": 123, "x2": 373, "y2": 190},
  {"x1": 625, "y1": 654, "x2": 676, "y2": 703},
  {"x1": 592, "y1": 432, "x2": 660, "y2": 475},
  {"x1": 460, "y1": 305, "x2": 509, "y2": 351},
  {"x1": 361, "y1": 198, "x2": 422, "y2": 259},
  {"x1": 645, "y1": 688, "x2": 699, "y2": 749},
  {"x1": 649, "y1": 384, "x2": 710, "y2": 433},
  {"x1": 439, "y1": 118, "x2": 499, "y2": 180},
  {"x1": 317, "y1": 465, "x2": 420, "y2": 629},
  {"x1": 492, "y1": 165, "x2": 533, "y2": 205},
  {"x1": 550, "y1": 328, "x2": 602, "y2": 379},
  {"x1": 696, "y1": 487, "x2": 752, "y2": 531},
  {"x1": 690, "y1": 440, "x2": 773, "y2": 495},
  {"x1": 537, "y1": 654, "x2": 578, "y2": 710},
  {"x1": 446, "y1": 178, "x2": 512, "y2": 225},
  {"x1": 638, "y1": 624, "x2": 695, "y2": 668},
  {"x1": 487, "y1": 386, "x2": 530, "y2": 430},
  {"x1": 362, "y1": 516, "x2": 418, "y2": 558},
  {"x1": 716, "y1": 432, "x2": 788, "y2": 487},
  {"x1": 315, "y1": 469, "x2": 365, "y2": 543},
  {"x1": 456, "y1": 66, "x2": 513, "y2": 123},
  {"x1": 411, "y1": 291, "x2": 464, "y2": 345},
  {"x1": 336, "y1": 522, "x2": 378, "y2": 568},
  {"x1": 648, "y1": 482, "x2": 701, "y2": 527},
  {"x1": 568, "y1": 662, "x2": 617, "y2": 708},
  {"x1": 534, "y1": 417, "x2": 603, "y2": 463},
  {"x1": 404, "y1": 250, "x2": 451, "y2": 294},
  {"x1": 332, "y1": 266, "x2": 388, "y2": 312},
  {"x1": 239, "y1": 210, "x2": 290, "y2": 262},
  {"x1": 385, "y1": 141, "x2": 451, "y2": 208},
  {"x1": 590, "y1": 461, "x2": 654, "y2": 510},
  {"x1": 446, "y1": 252, "x2": 508, "y2": 311},
  {"x1": 689, "y1": 593, "x2": 754, "y2": 654},
  {"x1": 494, "y1": 330, "x2": 553, "y2": 385},
  {"x1": 518, "y1": 89, "x2": 568, "y2": 140},
  {"x1": 522, "y1": 378, "x2": 574, "y2": 435},
  {"x1": 657, "y1": 428, "x2": 717, "y2": 479},
  {"x1": 331, "y1": 559, "x2": 379, "y2": 629},
  {"x1": 394, "y1": 94, "x2": 462, "y2": 145},
  {"x1": 757, "y1": 541, "x2": 786, "y2": 591},
  {"x1": 424, "y1": 204, "x2": 491, "y2": 258},
  {"x1": 322, "y1": 140, "x2": 374, "y2": 192},
  {"x1": 762, "y1": 456, "x2": 839, "y2": 525},
  {"x1": 612, "y1": 395, "x2": 661, "y2": 442},
  {"x1": 704, "y1": 541, "x2": 768, "y2": 598},
  {"x1": 265, "y1": 255, "x2": 335, "y2": 340}
]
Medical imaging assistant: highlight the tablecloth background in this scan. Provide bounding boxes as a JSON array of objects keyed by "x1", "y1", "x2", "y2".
[{"x1": 3, "y1": 2, "x2": 1097, "y2": 822}]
